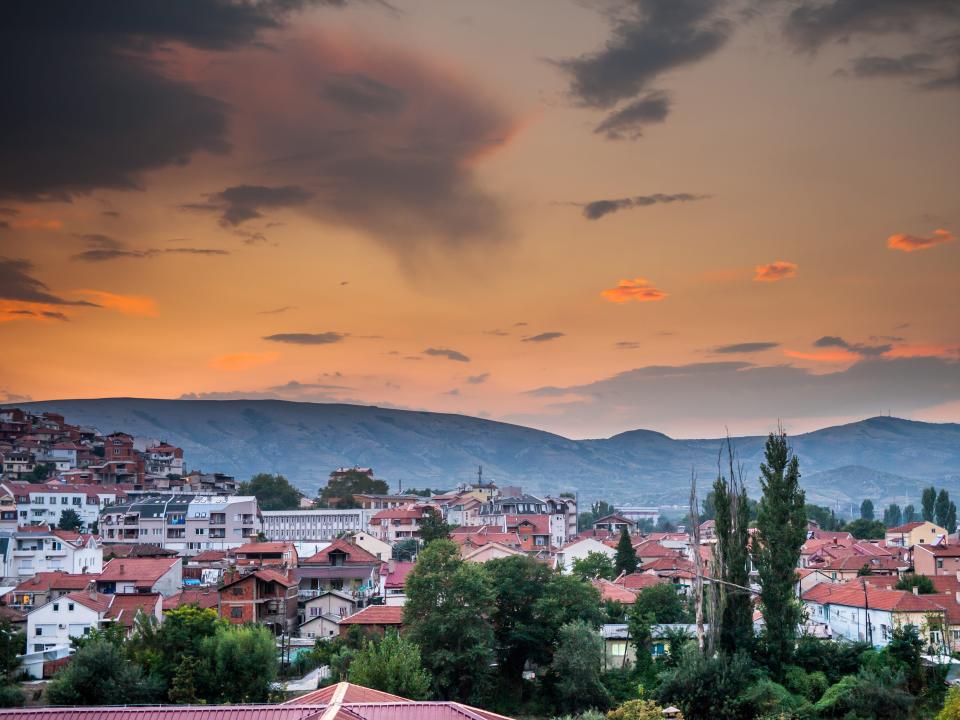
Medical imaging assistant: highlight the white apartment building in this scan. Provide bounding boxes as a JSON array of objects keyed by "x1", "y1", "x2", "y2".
[
  {"x1": 262, "y1": 508, "x2": 365, "y2": 542},
  {"x1": 1, "y1": 481, "x2": 125, "y2": 530},
  {"x1": 3, "y1": 527, "x2": 103, "y2": 579}
]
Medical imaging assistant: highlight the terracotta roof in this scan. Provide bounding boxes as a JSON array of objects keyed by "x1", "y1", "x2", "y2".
[
  {"x1": 190, "y1": 550, "x2": 228, "y2": 563},
  {"x1": 642, "y1": 557, "x2": 694, "y2": 572},
  {"x1": 105, "y1": 593, "x2": 161, "y2": 627},
  {"x1": 65, "y1": 590, "x2": 113, "y2": 614},
  {"x1": 818, "y1": 555, "x2": 905, "y2": 572},
  {"x1": 233, "y1": 542, "x2": 296, "y2": 555},
  {"x1": 163, "y1": 588, "x2": 219, "y2": 611},
  {"x1": 304, "y1": 538, "x2": 379, "y2": 565},
  {"x1": 506, "y1": 515, "x2": 550, "y2": 536},
  {"x1": 633, "y1": 541, "x2": 681, "y2": 558},
  {"x1": 802, "y1": 581, "x2": 947, "y2": 612},
  {"x1": 380, "y1": 561, "x2": 415, "y2": 589},
  {"x1": 0, "y1": 605, "x2": 26, "y2": 623},
  {"x1": 915, "y1": 544, "x2": 960, "y2": 557},
  {"x1": 13, "y1": 572, "x2": 93, "y2": 593},
  {"x1": 371, "y1": 508, "x2": 426, "y2": 521},
  {"x1": 285, "y1": 682, "x2": 412, "y2": 706},
  {"x1": 886, "y1": 521, "x2": 930, "y2": 533},
  {"x1": 98, "y1": 557, "x2": 180, "y2": 585},
  {"x1": 616, "y1": 572, "x2": 667, "y2": 590},
  {"x1": 338, "y1": 605, "x2": 404, "y2": 626},
  {"x1": 592, "y1": 579, "x2": 637, "y2": 604},
  {"x1": 451, "y1": 531, "x2": 520, "y2": 548}
]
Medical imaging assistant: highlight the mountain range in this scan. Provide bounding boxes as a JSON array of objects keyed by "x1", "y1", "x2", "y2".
[{"x1": 17, "y1": 398, "x2": 960, "y2": 509}]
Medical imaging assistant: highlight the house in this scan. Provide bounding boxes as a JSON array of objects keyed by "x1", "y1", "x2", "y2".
[
  {"x1": 633, "y1": 540, "x2": 682, "y2": 565},
  {"x1": 886, "y1": 521, "x2": 948, "y2": 549},
  {"x1": 369, "y1": 506, "x2": 432, "y2": 543},
  {"x1": 7, "y1": 526, "x2": 102, "y2": 578},
  {"x1": 26, "y1": 586, "x2": 111, "y2": 653},
  {"x1": 816, "y1": 554, "x2": 907, "y2": 582},
  {"x1": 261, "y1": 508, "x2": 366, "y2": 542},
  {"x1": 104, "y1": 592, "x2": 163, "y2": 633},
  {"x1": 8, "y1": 571, "x2": 93, "y2": 610},
  {"x1": 593, "y1": 579, "x2": 638, "y2": 605},
  {"x1": 378, "y1": 560, "x2": 415, "y2": 606},
  {"x1": 462, "y1": 541, "x2": 524, "y2": 563},
  {"x1": 233, "y1": 541, "x2": 298, "y2": 569},
  {"x1": 615, "y1": 572, "x2": 668, "y2": 592},
  {"x1": 297, "y1": 538, "x2": 381, "y2": 600},
  {"x1": 218, "y1": 568, "x2": 299, "y2": 635},
  {"x1": 95, "y1": 556, "x2": 182, "y2": 596},
  {"x1": 337, "y1": 604, "x2": 404, "y2": 637},
  {"x1": 163, "y1": 587, "x2": 219, "y2": 611},
  {"x1": 593, "y1": 514, "x2": 636, "y2": 534},
  {"x1": 299, "y1": 589, "x2": 357, "y2": 639},
  {"x1": 347, "y1": 531, "x2": 392, "y2": 561},
  {"x1": 555, "y1": 537, "x2": 617, "y2": 574},
  {"x1": 506, "y1": 515, "x2": 552, "y2": 551},
  {"x1": 802, "y1": 581, "x2": 951, "y2": 649},
  {"x1": 915, "y1": 544, "x2": 960, "y2": 576},
  {"x1": 286, "y1": 681, "x2": 410, "y2": 705},
  {"x1": 600, "y1": 623, "x2": 699, "y2": 670}
]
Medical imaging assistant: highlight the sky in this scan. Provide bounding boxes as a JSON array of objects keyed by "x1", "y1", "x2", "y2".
[{"x1": 1, "y1": 0, "x2": 958, "y2": 440}]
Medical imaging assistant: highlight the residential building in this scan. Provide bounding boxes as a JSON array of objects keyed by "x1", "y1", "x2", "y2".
[
  {"x1": 262, "y1": 508, "x2": 365, "y2": 542},
  {"x1": 347, "y1": 531, "x2": 392, "y2": 561},
  {"x1": 95, "y1": 557, "x2": 182, "y2": 596},
  {"x1": 143, "y1": 442, "x2": 184, "y2": 477},
  {"x1": 615, "y1": 506, "x2": 661, "y2": 526},
  {"x1": 555, "y1": 537, "x2": 617, "y2": 573},
  {"x1": 378, "y1": 560, "x2": 414, "y2": 606},
  {"x1": 337, "y1": 604, "x2": 403, "y2": 637},
  {"x1": 462, "y1": 541, "x2": 523, "y2": 563},
  {"x1": 5, "y1": 526, "x2": 102, "y2": 578},
  {"x1": 218, "y1": 568, "x2": 299, "y2": 635},
  {"x1": 8, "y1": 572, "x2": 93, "y2": 610},
  {"x1": 593, "y1": 514, "x2": 636, "y2": 534},
  {"x1": 915, "y1": 544, "x2": 960, "y2": 576},
  {"x1": 297, "y1": 539, "x2": 380, "y2": 600},
  {"x1": 26, "y1": 587, "x2": 110, "y2": 653},
  {"x1": 299, "y1": 589, "x2": 357, "y2": 639},
  {"x1": 1, "y1": 481, "x2": 125, "y2": 530},
  {"x1": 369, "y1": 506, "x2": 432, "y2": 543},
  {"x1": 886, "y1": 521, "x2": 949, "y2": 550},
  {"x1": 233, "y1": 541, "x2": 298, "y2": 569}
]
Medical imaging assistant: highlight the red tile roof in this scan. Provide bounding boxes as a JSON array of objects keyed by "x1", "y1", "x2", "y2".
[
  {"x1": 506, "y1": 515, "x2": 550, "y2": 536},
  {"x1": 380, "y1": 561, "x2": 415, "y2": 589},
  {"x1": 633, "y1": 541, "x2": 681, "y2": 559},
  {"x1": 65, "y1": 590, "x2": 113, "y2": 614},
  {"x1": 886, "y1": 521, "x2": 930, "y2": 533},
  {"x1": 13, "y1": 571, "x2": 93, "y2": 593},
  {"x1": 616, "y1": 572, "x2": 667, "y2": 590},
  {"x1": 0, "y1": 707, "x2": 329, "y2": 720},
  {"x1": 98, "y1": 557, "x2": 180, "y2": 586},
  {"x1": 802, "y1": 581, "x2": 947, "y2": 612},
  {"x1": 105, "y1": 593, "x2": 161, "y2": 627},
  {"x1": 285, "y1": 682, "x2": 412, "y2": 706},
  {"x1": 915, "y1": 543, "x2": 960, "y2": 557},
  {"x1": 371, "y1": 508, "x2": 426, "y2": 521},
  {"x1": 304, "y1": 538, "x2": 380, "y2": 565},
  {"x1": 338, "y1": 605, "x2": 404, "y2": 626},
  {"x1": 233, "y1": 542, "x2": 296, "y2": 555},
  {"x1": 592, "y1": 579, "x2": 637, "y2": 604},
  {"x1": 190, "y1": 550, "x2": 227, "y2": 563},
  {"x1": 163, "y1": 588, "x2": 219, "y2": 611}
]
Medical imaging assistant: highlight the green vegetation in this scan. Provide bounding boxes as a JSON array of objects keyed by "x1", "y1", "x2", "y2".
[
  {"x1": 572, "y1": 551, "x2": 616, "y2": 580},
  {"x1": 614, "y1": 527, "x2": 638, "y2": 576},
  {"x1": 860, "y1": 499, "x2": 875, "y2": 520},
  {"x1": 0, "y1": 619, "x2": 24, "y2": 707},
  {"x1": 237, "y1": 473, "x2": 303, "y2": 510},
  {"x1": 348, "y1": 631, "x2": 431, "y2": 700},
  {"x1": 579, "y1": 501, "x2": 616, "y2": 531},
  {"x1": 417, "y1": 507, "x2": 452, "y2": 544},
  {"x1": 845, "y1": 518, "x2": 887, "y2": 539},
  {"x1": 317, "y1": 469, "x2": 389, "y2": 508},
  {"x1": 57, "y1": 508, "x2": 83, "y2": 531},
  {"x1": 895, "y1": 573, "x2": 936, "y2": 594}
]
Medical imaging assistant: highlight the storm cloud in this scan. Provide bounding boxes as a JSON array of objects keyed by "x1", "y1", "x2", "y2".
[
  {"x1": 579, "y1": 192, "x2": 709, "y2": 220},
  {"x1": 423, "y1": 348, "x2": 471, "y2": 362},
  {"x1": 713, "y1": 342, "x2": 780, "y2": 354},
  {"x1": 0, "y1": 258, "x2": 98, "y2": 306},
  {"x1": 184, "y1": 185, "x2": 314, "y2": 227},
  {"x1": 263, "y1": 332, "x2": 346, "y2": 345}
]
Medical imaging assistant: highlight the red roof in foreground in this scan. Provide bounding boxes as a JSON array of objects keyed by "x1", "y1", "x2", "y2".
[
  {"x1": 286, "y1": 681, "x2": 412, "y2": 706},
  {"x1": 592, "y1": 579, "x2": 637, "y2": 604},
  {"x1": 0, "y1": 707, "x2": 329, "y2": 720},
  {"x1": 338, "y1": 604, "x2": 404, "y2": 626}
]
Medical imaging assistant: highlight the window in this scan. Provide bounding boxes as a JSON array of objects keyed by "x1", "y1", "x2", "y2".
[
  {"x1": 232, "y1": 587, "x2": 244, "y2": 596},
  {"x1": 230, "y1": 607, "x2": 243, "y2": 618},
  {"x1": 68, "y1": 603, "x2": 74, "y2": 611},
  {"x1": 609, "y1": 641, "x2": 627, "y2": 656},
  {"x1": 938, "y1": 559, "x2": 944, "y2": 569},
  {"x1": 35, "y1": 627, "x2": 42, "y2": 636},
  {"x1": 33, "y1": 644, "x2": 44, "y2": 653},
  {"x1": 53, "y1": 604, "x2": 59, "y2": 612},
  {"x1": 61, "y1": 497, "x2": 68, "y2": 505}
]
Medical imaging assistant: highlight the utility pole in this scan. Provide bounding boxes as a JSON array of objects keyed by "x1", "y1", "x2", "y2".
[
  {"x1": 689, "y1": 470, "x2": 705, "y2": 653},
  {"x1": 861, "y1": 578, "x2": 872, "y2": 646}
]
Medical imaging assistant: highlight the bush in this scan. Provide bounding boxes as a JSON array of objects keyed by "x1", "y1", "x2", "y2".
[
  {"x1": 606, "y1": 698, "x2": 664, "y2": 720},
  {"x1": 792, "y1": 636, "x2": 872, "y2": 684},
  {"x1": 783, "y1": 666, "x2": 828, "y2": 702},
  {"x1": 656, "y1": 648, "x2": 758, "y2": 720},
  {"x1": 814, "y1": 667, "x2": 914, "y2": 720},
  {"x1": 0, "y1": 684, "x2": 24, "y2": 708},
  {"x1": 741, "y1": 678, "x2": 810, "y2": 719},
  {"x1": 46, "y1": 639, "x2": 164, "y2": 706},
  {"x1": 348, "y1": 632, "x2": 431, "y2": 700},
  {"x1": 938, "y1": 686, "x2": 960, "y2": 720}
]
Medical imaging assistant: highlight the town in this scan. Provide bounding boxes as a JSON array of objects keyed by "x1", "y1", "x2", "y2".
[{"x1": 0, "y1": 406, "x2": 957, "y2": 719}]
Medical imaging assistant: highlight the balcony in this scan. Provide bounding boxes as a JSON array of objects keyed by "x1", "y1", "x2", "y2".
[{"x1": 167, "y1": 516, "x2": 185, "y2": 526}]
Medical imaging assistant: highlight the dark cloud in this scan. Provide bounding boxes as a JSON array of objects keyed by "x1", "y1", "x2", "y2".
[
  {"x1": 558, "y1": 0, "x2": 732, "y2": 138},
  {"x1": 615, "y1": 341, "x2": 642, "y2": 349},
  {"x1": 101, "y1": 211, "x2": 121, "y2": 219},
  {"x1": 258, "y1": 306, "x2": 295, "y2": 315},
  {"x1": 443, "y1": 388, "x2": 461, "y2": 396},
  {"x1": 0, "y1": 390, "x2": 33, "y2": 403},
  {"x1": 523, "y1": 332, "x2": 566, "y2": 343},
  {"x1": 184, "y1": 185, "x2": 313, "y2": 226},
  {"x1": 0, "y1": 1, "x2": 359, "y2": 201},
  {"x1": 263, "y1": 332, "x2": 346, "y2": 345},
  {"x1": 70, "y1": 234, "x2": 228, "y2": 262},
  {"x1": 814, "y1": 335, "x2": 891, "y2": 356},
  {"x1": 423, "y1": 347, "x2": 471, "y2": 362},
  {"x1": 847, "y1": 52, "x2": 939, "y2": 78},
  {"x1": 323, "y1": 73, "x2": 407, "y2": 115},
  {"x1": 579, "y1": 192, "x2": 710, "y2": 220},
  {"x1": 0, "y1": 258, "x2": 98, "y2": 306},
  {"x1": 483, "y1": 329, "x2": 509, "y2": 336},
  {"x1": 41, "y1": 311, "x2": 69, "y2": 321},
  {"x1": 593, "y1": 91, "x2": 671, "y2": 140},
  {"x1": 515, "y1": 357, "x2": 960, "y2": 436},
  {"x1": 466, "y1": 373, "x2": 490, "y2": 384},
  {"x1": 713, "y1": 341, "x2": 780, "y2": 354}
]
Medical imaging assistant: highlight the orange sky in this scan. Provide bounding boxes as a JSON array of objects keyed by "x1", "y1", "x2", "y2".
[{"x1": 1, "y1": 1, "x2": 958, "y2": 438}]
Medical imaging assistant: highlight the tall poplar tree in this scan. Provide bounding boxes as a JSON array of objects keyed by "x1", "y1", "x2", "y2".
[
  {"x1": 614, "y1": 527, "x2": 638, "y2": 576},
  {"x1": 949, "y1": 503, "x2": 958, "y2": 535},
  {"x1": 936, "y1": 489, "x2": 951, "y2": 529},
  {"x1": 859, "y1": 499, "x2": 874, "y2": 520},
  {"x1": 922, "y1": 487, "x2": 937, "y2": 522},
  {"x1": 753, "y1": 430, "x2": 806, "y2": 679}
]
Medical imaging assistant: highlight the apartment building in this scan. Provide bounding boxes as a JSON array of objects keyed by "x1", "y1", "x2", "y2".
[
  {"x1": 262, "y1": 508, "x2": 365, "y2": 542},
  {"x1": 99, "y1": 494, "x2": 261, "y2": 554},
  {"x1": 0, "y1": 526, "x2": 102, "y2": 579},
  {"x1": 1, "y1": 481, "x2": 126, "y2": 530}
]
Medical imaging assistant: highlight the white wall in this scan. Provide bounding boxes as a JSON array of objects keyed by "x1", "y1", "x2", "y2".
[{"x1": 27, "y1": 598, "x2": 100, "y2": 653}]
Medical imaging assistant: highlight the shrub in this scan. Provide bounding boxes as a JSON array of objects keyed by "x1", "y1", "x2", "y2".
[
  {"x1": 656, "y1": 648, "x2": 758, "y2": 720},
  {"x1": 606, "y1": 698, "x2": 664, "y2": 720},
  {"x1": 0, "y1": 684, "x2": 24, "y2": 708},
  {"x1": 937, "y1": 686, "x2": 960, "y2": 720}
]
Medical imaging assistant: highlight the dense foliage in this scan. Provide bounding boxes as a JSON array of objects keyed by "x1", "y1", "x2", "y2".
[
  {"x1": 237, "y1": 473, "x2": 303, "y2": 510},
  {"x1": 317, "y1": 470, "x2": 389, "y2": 508}
]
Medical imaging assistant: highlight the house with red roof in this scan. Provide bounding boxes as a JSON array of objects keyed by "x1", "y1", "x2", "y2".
[
  {"x1": 8, "y1": 571, "x2": 94, "y2": 610},
  {"x1": 462, "y1": 541, "x2": 524, "y2": 564},
  {"x1": 297, "y1": 538, "x2": 381, "y2": 600},
  {"x1": 232, "y1": 541, "x2": 298, "y2": 569},
  {"x1": 163, "y1": 587, "x2": 219, "y2": 612},
  {"x1": 25, "y1": 585, "x2": 112, "y2": 655},
  {"x1": 592, "y1": 578, "x2": 638, "y2": 604},
  {"x1": 614, "y1": 572, "x2": 668, "y2": 591},
  {"x1": 886, "y1": 521, "x2": 948, "y2": 549},
  {"x1": 915, "y1": 543, "x2": 960, "y2": 576},
  {"x1": 104, "y1": 592, "x2": 163, "y2": 632},
  {"x1": 378, "y1": 560, "x2": 415, "y2": 605},
  {"x1": 506, "y1": 515, "x2": 552, "y2": 551},
  {"x1": 369, "y1": 505, "x2": 434, "y2": 543},
  {"x1": 95, "y1": 556, "x2": 182, "y2": 596},
  {"x1": 218, "y1": 568, "x2": 299, "y2": 635},
  {"x1": 337, "y1": 604, "x2": 404, "y2": 637},
  {"x1": 6, "y1": 526, "x2": 102, "y2": 578},
  {"x1": 593, "y1": 514, "x2": 636, "y2": 534}
]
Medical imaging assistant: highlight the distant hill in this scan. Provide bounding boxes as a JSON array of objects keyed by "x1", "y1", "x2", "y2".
[{"x1": 16, "y1": 398, "x2": 960, "y2": 507}]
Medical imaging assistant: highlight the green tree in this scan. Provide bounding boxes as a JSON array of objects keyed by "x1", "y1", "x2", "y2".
[
  {"x1": 626, "y1": 610, "x2": 655, "y2": 680},
  {"x1": 656, "y1": 648, "x2": 758, "y2": 720},
  {"x1": 318, "y1": 470, "x2": 389, "y2": 508},
  {"x1": 532, "y1": 573, "x2": 605, "y2": 636},
  {"x1": 417, "y1": 507, "x2": 452, "y2": 544},
  {"x1": 632, "y1": 583, "x2": 690, "y2": 625},
  {"x1": 572, "y1": 551, "x2": 616, "y2": 580},
  {"x1": 814, "y1": 667, "x2": 914, "y2": 720},
  {"x1": 753, "y1": 430, "x2": 807, "y2": 679},
  {"x1": 403, "y1": 540, "x2": 495, "y2": 702},
  {"x1": 197, "y1": 624, "x2": 278, "y2": 703},
  {"x1": 950, "y1": 502, "x2": 958, "y2": 534},
  {"x1": 922, "y1": 487, "x2": 937, "y2": 522},
  {"x1": 883, "y1": 503, "x2": 902, "y2": 528},
  {"x1": 45, "y1": 639, "x2": 164, "y2": 705},
  {"x1": 895, "y1": 574, "x2": 935, "y2": 594},
  {"x1": 806, "y1": 504, "x2": 844, "y2": 531},
  {"x1": 0, "y1": 618, "x2": 24, "y2": 680},
  {"x1": 168, "y1": 656, "x2": 201, "y2": 704},
  {"x1": 614, "y1": 527, "x2": 638, "y2": 576},
  {"x1": 712, "y1": 454, "x2": 753, "y2": 655},
  {"x1": 860, "y1": 499, "x2": 875, "y2": 520},
  {"x1": 903, "y1": 504, "x2": 918, "y2": 523},
  {"x1": 845, "y1": 518, "x2": 887, "y2": 539},
  {"x1": 937, "y1": 686, "x2": 960, "y2": 720},
  {"x1": 237, "y1": 473, "x2": 302, "y2": 511},
  {"x1": 56, "y1": 508, "x2": 84, "y2": 531},
  {"x1": 128, "y1": 605, "x2": 224, "y2": 691},
  {"x1": 551, "y1": 620, "x2": 611, "y2": 714},
  {"x1": 392, "y1": 538, "x2": 419, "y2": 561},
  {"x1": 579, "y1": 500, "x2": 616, "y2": 531},
  {"x1": 348, "y1": 631, "x2": 431, "y2": 700},
  {"x1": 25, "y1": 462, "x2": 54, "y2": 483},
  {"x1": 937, "y1": 489, "x2": 952, "y2": 529}
]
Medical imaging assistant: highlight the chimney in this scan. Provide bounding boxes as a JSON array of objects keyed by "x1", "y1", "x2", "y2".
[
  {"x1": 86, "y1": 580, "x2": 97, "y2": 599},
  {"x1": 388, "y1": 559, "x2": 395, "y2": 573},
  {"x1": 913, "y1": 586, "x2": 919, "y2": 595}
]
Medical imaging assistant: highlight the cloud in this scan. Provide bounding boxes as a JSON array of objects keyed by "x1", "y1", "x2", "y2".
[
  {"x1": 516, "y1": 357, "x2": 960, "y2": 436},
  {"x1": 483, "y1": 329, "x2": 509, "y2": 336},
  {"x1": 713, "y1": 342, "x2": 780, "y2": 354},
  {"x1": 0, "y1": 258, "x2": 99, "y2": 306},
  {"x1": 180, "y1": 378, "x2": 354, "y2": 403},
  {"x1": 191, "y1": 31, "x2": 517, "y2": 260},
  {"x1": 466, "y1": 373, "x2": 490, "y2": 384},
  {"x1": 814, "y1": 335, "x2": 892, "y2": 357},
  {"x1": 209, "y1": 352, "x2": 280, "y2": 371},
  {"x1": 0, "y1": 390, "x2": 32, "y2": 403},
  {"x1": 578, "y1": 192, "x2": 710, "y2": 220},
  {"x1": 593, "y1": 91, "x2": 671, "y2": 140},
  {"x1": 847, "y1": 52, "x2": 939, "y2": 79},
  {"x1": 753, "y1": 261, "x2": 798, "y2": 282},
  {"x1": 184, "y1": 185, "x2": 313, "y2": 227},
  {"x1": 41, "y1": 311, "x2": 69, "y2": 322},
  {"x1": 887, "y1": 228, "x2": 955, "y2": 252},
  {"x1": 258, "y1": 306, "x2": 295, "y2": 315},
  {"x1": 443, "y1": 388, "x2": 460, "y2": 396},
  {"x1": 423, "y1": 347, "x2": 471, "y2": 362},
  {"x1": 601, "y1": 278, "x2": 668, "y2": 303},
  {"x1": 78, "y1": 290, "x2": 158, "y2": 317},
  {"x1": 557, "y1": 0, "x2": 732, "y2": 138},
  {"x1": 522, "y1": 332, "x2": 566, "y2": 343},
  {"x1": 263, "y1": 332, "x2": 346, "y2": 345},
  {"x1": 615, "y1": 341, "x2": 642, "y2": 350},
  {"x1": 71, "y1": 234, "x2": 228, "y2": 262}
]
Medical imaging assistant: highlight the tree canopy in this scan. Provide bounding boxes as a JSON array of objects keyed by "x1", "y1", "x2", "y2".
[
  {"x1": 317, "y1": 470, "x2": 389, "y2": 508},
  {"x1": 237, "y1": 473, "x2": 302, "y2": 510}
]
